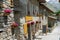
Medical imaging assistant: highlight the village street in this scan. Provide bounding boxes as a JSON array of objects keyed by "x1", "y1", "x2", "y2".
[{"x1": 35, "y1": 22, "x2": 60, "y2": 40}]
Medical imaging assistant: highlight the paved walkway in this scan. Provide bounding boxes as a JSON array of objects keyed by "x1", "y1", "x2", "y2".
[{"x1": 35, "y1": 22, "x2": 60, "y2": 40}]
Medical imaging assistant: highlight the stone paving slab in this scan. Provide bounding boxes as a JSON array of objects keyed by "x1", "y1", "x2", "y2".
[{"x1": 34, "y1": 22, "x2": 60, "y2": 40}]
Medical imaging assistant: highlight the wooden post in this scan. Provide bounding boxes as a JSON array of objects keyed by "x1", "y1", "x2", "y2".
[
  {"x1": 27, "y1": 0, "x2": 33, "y2": 40},
  {"x1": 27, "y1": 22, "x2": 33, "y2": 40},
  {"x1": 27, "y1": 23, "x2": 31, "y2": 40}
]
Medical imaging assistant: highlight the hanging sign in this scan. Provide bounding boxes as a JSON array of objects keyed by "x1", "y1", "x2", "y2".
[{"x1": 25, "y1": 16, "x2": 33, "y2": 22}]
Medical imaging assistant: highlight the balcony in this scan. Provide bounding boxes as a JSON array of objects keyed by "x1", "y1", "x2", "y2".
[{"x1": 48, "y1": 13, "x2": 57, "y2": 19}]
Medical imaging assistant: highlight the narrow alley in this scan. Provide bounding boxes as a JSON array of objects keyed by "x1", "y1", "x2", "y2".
[
  {"x1": 0, "y1": 0, "x2": 60, "y2": 40},
  {"x1": 35, "y1": 22, "x2": 60, "y2": 40}
]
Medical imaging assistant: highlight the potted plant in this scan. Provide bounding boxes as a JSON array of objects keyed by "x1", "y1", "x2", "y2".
[
  {"x1": 4, "y1": 8, "x2": 12, "y2": 16},
  {"x1": 11, "y1": 22, "x2": 19, "y2": 28}
]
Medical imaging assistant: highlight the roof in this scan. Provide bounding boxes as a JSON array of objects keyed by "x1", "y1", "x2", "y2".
[{"x1": 41, "y1": 2, "x2": 58, "y2": 12}]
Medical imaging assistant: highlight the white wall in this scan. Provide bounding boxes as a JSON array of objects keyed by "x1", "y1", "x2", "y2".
[{"x1": 42, "y1": 15, "x2": 48, "y2": 25}]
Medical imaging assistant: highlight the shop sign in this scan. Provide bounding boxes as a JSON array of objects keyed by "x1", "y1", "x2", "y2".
[{"x1": 25, "y1": 16, "x2": 33, "y2": 22}]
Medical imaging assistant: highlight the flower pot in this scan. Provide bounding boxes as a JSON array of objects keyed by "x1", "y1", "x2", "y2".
[
  {"x1": 36, "y1": 21, "x2": 39, "y2": 23},
  {"x1": 4, "y1": 9, "x2": 12, "y2": 13},
  {"x1": 4, "y1": 9, "x2": 12, "y2": 16},
  {"x1": 27, "y1": 22, "x2": 31, "y2": 25},
  {"x1": 4, "y1": 13, "x2": 10, "y2": 16},
  {"x1": 31, "y1": 21, "x2": 34, "y2": 25},
  {"x1": 11, "y1": 22, "x2": 19, "y2": 28}
]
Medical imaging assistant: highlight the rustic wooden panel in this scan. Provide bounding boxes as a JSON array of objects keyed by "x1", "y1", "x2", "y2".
[{"x1": 39, "y1": 4, "x2": 53, "y2": 13}]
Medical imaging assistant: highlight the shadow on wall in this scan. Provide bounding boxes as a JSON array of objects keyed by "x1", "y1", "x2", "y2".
[{"x1": 48, "y1": 19, "x2": 56, "y2": 28}]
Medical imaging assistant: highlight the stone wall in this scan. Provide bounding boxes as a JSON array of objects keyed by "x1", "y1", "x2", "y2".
[{"x1": 0, "y1": 27, "x2": 14, "y2": 40}]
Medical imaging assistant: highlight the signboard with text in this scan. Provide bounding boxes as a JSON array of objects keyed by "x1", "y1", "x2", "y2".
[{"x1": 25, "y1": 16, "x2": 33, "y2": 22}]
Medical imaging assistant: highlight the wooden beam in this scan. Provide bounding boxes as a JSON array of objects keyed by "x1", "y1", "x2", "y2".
[{"x1": 37, "y1": 0, "x2": 46, "y2": 3}]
